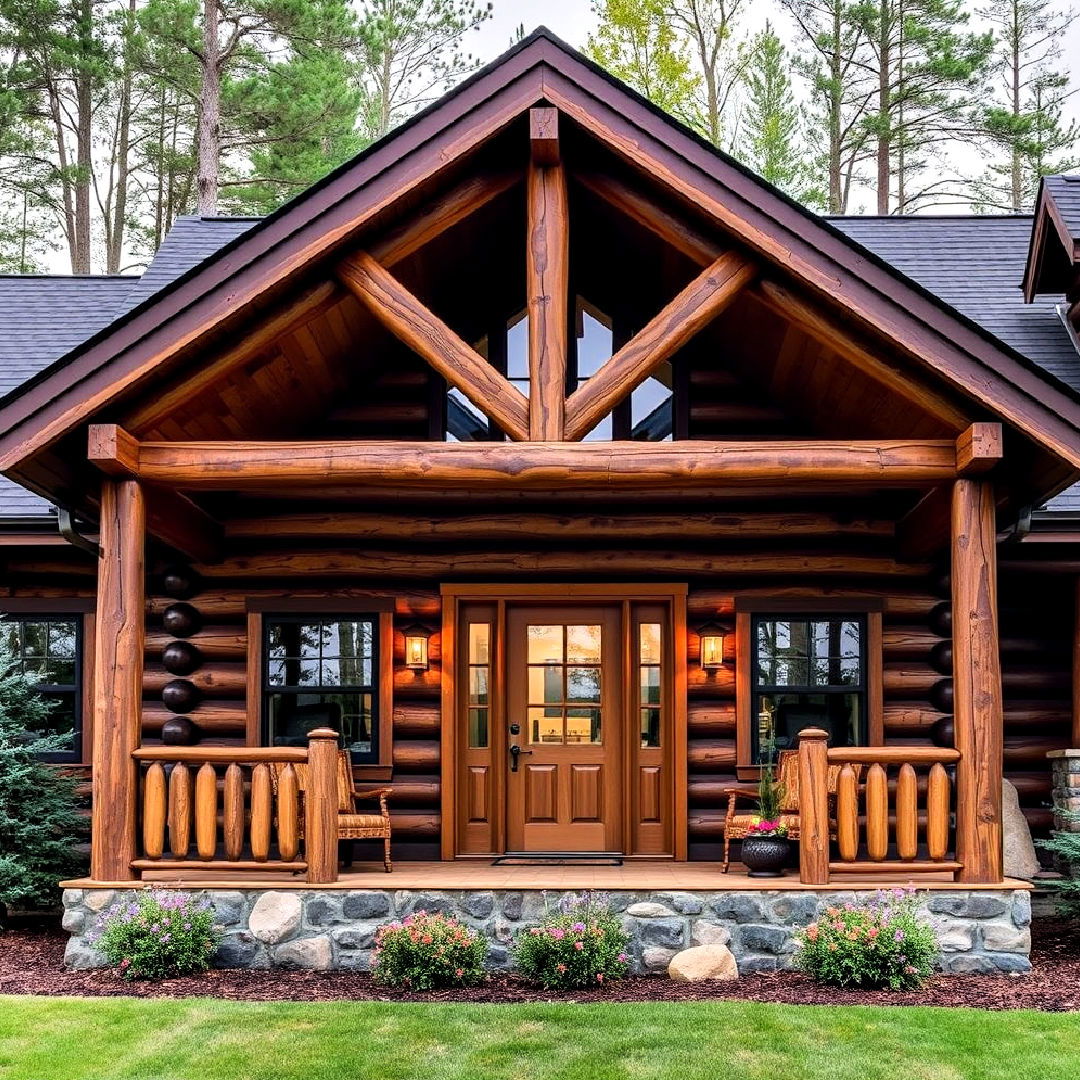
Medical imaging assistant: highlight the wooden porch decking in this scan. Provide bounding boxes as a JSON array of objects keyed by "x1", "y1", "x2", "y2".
[{"x1": 64, "y1": 862, "x2": 1032, "y2": 892}]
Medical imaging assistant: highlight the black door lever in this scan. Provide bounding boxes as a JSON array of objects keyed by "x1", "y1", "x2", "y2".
[{"x1": 509, "y1": 744, "x2": 533, "y2": 772}]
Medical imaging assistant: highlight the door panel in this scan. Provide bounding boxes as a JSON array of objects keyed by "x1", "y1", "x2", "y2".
[{"x1": 507, "y1": 605, "x2": 622, "y2": 852}]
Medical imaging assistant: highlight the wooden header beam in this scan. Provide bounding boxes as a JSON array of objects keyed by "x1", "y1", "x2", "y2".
[
  {"x1": 87, "y1": 428, "x2": 960, "y2": 490},
  {"x1": 956, "y1": 422, "x2": 1003, "y2": 475}
]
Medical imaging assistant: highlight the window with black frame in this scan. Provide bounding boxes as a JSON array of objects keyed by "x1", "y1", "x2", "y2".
[
  {"x1": 263, "y1": 616, "x2": 378, "y2": 763},
  {"x1": 1, "y1": 616, "x2": 81, "y2": 762},
  {"x1": 750, "y1": 615, "x2": 866, "y2": 765}
]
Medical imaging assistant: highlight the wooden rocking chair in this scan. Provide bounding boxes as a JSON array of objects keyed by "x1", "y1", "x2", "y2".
[{"x1": 272, "y1": 749, "x2": 393, "y2": 872}]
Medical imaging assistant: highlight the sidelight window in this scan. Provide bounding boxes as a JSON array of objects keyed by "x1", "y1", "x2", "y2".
[
  {"x1": 639, "y1": 622, "x2": 663, "y2": 748},
  {"x1": 750, "y1": 615, "x2": 866, "y2": 765},
  {"x1": 467, "y1": 622, "x2": 492, "y2": 749},
  {"x1": 264, "y1": 616, "x2": 379, "y2": 763}
]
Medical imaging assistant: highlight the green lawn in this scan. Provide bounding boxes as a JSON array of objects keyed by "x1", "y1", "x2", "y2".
[{"x1": 0, "y1": 995, "x2": 1077, "y2": 1080}]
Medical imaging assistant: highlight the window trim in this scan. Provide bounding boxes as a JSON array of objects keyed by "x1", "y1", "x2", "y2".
[
  {"x1": 735, "y1": 602, "x2": 883, "y2": 778},
  {"x1": 0, "y1": 608, "x2": 88, "y2": 764},
  {"x1": 246, "y1": 600, "x2": 394, "y2": 776}
]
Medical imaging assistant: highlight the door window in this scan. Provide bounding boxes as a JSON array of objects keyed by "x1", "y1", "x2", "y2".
[{"x1": 525, "y1": 623, "x2": 602, "y2": 745}]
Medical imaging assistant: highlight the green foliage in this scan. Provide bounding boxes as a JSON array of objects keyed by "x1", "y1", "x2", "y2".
[
  {"x1": 738, "y1": 23, "x2": 816, "y2": 204},
  {"x1": 0, "y1": 646, "x2": 84, "y2": 918},
  {"x1": 372, "y1": 910, "x2": 488, "y2": 990},
  {"x1": 1038, "y1": 812, "x2": 1080, "y2": 916},
  {"x1": 795, "y1": 889, "x2": 939, "y2": 990},
  {"x1": 513, "y1": 891, "x2": 631, "y2": 991},
  {"x1": 94, "y1": 890, "x2": 221, "y2": 979},
  {"x1": 585, "y1": 0, "x2": 701, "y2": 123}
]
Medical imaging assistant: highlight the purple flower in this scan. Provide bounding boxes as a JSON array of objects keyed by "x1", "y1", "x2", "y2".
[
  {"x1": 572, "y1": 922, "x2": 586, "y2": 932},
  {"x1": 894, "y1": 930, "x2": 905, "y2": 942}
]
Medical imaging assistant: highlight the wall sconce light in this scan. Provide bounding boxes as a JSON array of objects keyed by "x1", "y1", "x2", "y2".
[
  {"x1": 699, "y1": 622, "x2": 726, "y2": 670},
  {"x1": 403, "y1": 623, "x2": 432, "y2": 672}
]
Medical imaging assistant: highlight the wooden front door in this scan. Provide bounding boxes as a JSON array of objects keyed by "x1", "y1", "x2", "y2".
[{"x1": 505, "y1": 605, "x2": 622, "y2": 852}]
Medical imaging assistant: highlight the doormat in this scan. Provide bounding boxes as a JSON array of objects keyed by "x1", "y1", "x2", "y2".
[{"x1": 492, "y1": 853, "x2": 624, "y2": 866}]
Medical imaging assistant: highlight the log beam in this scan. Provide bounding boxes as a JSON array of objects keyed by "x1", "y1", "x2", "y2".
[
  {"x1": 564, "y1": 251, "x2": 756, "y2": 440},
  {"x1": 951, "y1": 478, "x2": 1004, "y2": 884},
  {"x1": 107, "y1": 438, "x2": 960, "y2": 490},
  {"x1": 527, "y1": 110, "x2": 569, "y2": 440},
  {"x1": 956, "y1": 422, "x2": 1003, "y2": 476},
  {"x1": 336, "y1": 252, "x2": 530, "y2": 440},
  {"x1": 90, "y1": 478, "x2": 145, "y2": 881}
]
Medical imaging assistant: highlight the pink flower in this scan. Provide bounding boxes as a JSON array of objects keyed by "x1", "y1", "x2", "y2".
[
  {"x1": 556, "y1": 963, "x2": 567, "y2": 974},
  {"x1": 455, "y1": 968, "x2": 464, "y2": 978},
  {"x1": 596, "y1": 973, "x2": 604, "y2": 983},
  {"x1": 574, "y1": 940, "x2": 584, "y2": 951}
]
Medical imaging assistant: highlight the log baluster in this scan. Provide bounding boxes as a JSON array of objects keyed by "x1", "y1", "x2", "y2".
[
  {"x1": 167, "y1": 762, "x2": 192, "y2": 859},
  {"x1": 865, "y1": 763, "x2": 889, "y2": 861},
  {"x1": 277, "y1": 764, "x2": 300, "y2": 861},
  {"x1": 223, "y1": 763, "x2": 244, "y2": 861},
  {"x1": 195, "y1": 762, "x2": 217, "y2": 860},
  {"x1": 250, "y1": 764, "x2": 272, "y2": 862},
  {"x1": 797, "y1": 727, "x2": 830, "y2": 884},
  {"x1": 926, "y1": 763, "x2": 951, "y2": 861},
  {"x1": 141, "y1": 762, "x2": 166, "y2": 860},
  {"x1": 835, "y1": 763, "x2": 859, "y2": 862},
  {"x1": 895, "y1": 763, "x2": 919, "y2": 860}
]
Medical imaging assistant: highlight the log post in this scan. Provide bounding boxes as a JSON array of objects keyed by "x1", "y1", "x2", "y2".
[
  {"x1": 797, "y1": 727, "x2": 831, "y2": 885},
  {"x1": 1072, "y1": 577, "x2": 1080, "y2": 748},
  {"x1": 305, "y1": 728, "x2": 340, "y2": 884},
  {"x1": 951, "y1": 478, "x2": 1004, "y2": 883},
  {"x1": 90, "y1": 479, "x2": 146, "y2": 881}
]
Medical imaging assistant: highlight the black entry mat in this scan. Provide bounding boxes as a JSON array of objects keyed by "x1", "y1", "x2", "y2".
[{"x1": 492, "y1": 852, "x2": 624, "y2": 866}]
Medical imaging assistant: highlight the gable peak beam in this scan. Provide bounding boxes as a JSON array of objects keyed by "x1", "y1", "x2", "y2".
[
  {"x1": 88, "y1": 424, "x2": 224, "y2": 564},
  {"x1": 527, "y1": 107, "x2": 569, "y2": 440},
  {"x1": 336, "y1": 251, "x2": 530, "y2": 441},
  {"x1": 563, "y1": 251, "x2": 757, "y2": 441}
]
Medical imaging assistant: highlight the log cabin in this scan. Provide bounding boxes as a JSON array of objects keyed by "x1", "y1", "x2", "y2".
[{"x1": 1, "y1": 29, "x2": 1079, "y2": 972}]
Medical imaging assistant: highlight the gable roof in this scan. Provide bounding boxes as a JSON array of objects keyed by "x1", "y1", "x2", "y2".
[
  {"x1": 1045, "y1": 175, "x2": 1080, "y2": 247},
  {"x1": 2, "y1": 27, "x2": 1080, "y2": 500}
]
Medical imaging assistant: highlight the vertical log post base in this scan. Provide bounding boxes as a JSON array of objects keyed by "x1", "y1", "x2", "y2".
[
  {"x1": 797, "y1": 727, "x2": 831, "y2": 885},
  {"x1": 304, "y1": 728, "x2": 341, "y2": 884}
]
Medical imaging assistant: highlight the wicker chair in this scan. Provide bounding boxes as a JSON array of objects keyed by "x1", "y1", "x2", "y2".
[
  {"x1": 722, "y1": 750, "x2": 859, "y2": 872},
  {"x1": 272, "y1": 749, "x2": 393, "y2": 872}
]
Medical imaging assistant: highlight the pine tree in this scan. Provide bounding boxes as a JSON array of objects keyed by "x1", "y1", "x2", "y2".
[
  {"x1": 586, "y1": 0, "x2": 701, "y2": 125},
  {"x1": 782, "y1": 0, "x2": 876, "y2": 213},
  {"x1": 354, "y1": 0, "x2": 493, "y2": 142},
  {"x1": 0, "y1": 646, "x2": 85, "y2": 920},
  {"x1": 738, "y1": 22, "x2": 819, "y2": 206},
  {"x1": 976, "y1": 0, "x2": 1080, "y2": 212}
]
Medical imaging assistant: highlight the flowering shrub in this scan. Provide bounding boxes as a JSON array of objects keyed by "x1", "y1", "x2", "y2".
[
  {"x1": 513, "y1": 892, "x2": 631, "y2": 990},
  {"x1": 372, "y1": 910, "x2": 488, "y2": 990},
  {"x1": 795, "y1": 889, "x2": 938, "y2": 991},
  {"x1": 747, "y1": 818, "x2": 788, "y2": 838},
  {"x1": 94, "y1": 890, "x2": 220, "y2": 980}
]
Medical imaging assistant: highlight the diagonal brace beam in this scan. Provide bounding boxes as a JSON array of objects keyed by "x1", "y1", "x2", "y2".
[
  {"x1": 563, "y1": 251, "x2": 757, "y2": 441},
  {"x1": 337, "y1": 252, "x2": 530, "y2": 441}
]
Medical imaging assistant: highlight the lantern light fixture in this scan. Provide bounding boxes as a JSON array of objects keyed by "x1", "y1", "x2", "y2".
[
  {"x1": 698, "y1": 622, "x2": 726, "y2": 670},
  {"x1": 403, "y1": 623, "x2": 433, "y2": 672}
]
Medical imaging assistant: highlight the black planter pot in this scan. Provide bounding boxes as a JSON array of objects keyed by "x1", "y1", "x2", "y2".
[{"x1": 740, "y1": 836, "x2": 791, "y2": 878}]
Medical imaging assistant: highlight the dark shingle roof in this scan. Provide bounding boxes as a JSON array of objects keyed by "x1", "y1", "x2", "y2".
[
  {"x1": 0, "y1": 276, "x2": 138, "y2": 516},
  {"x1": 120, "y1": 216, "x2": 258, "y2": 312},
  {"x1": 1046, "y1": 175, "x2": 1080, "y2": 243},
  {"x1": 829, "y1": 215, "x2": 1080, "y2": 393}
]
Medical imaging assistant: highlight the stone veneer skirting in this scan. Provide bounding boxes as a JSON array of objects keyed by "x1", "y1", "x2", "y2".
[
  {"x1": 61, "y1": 887, "x2": 1032, "y2": 976},
  {"x1": 1050, "y1": 750, "x2": 1080, "y2": 832}
]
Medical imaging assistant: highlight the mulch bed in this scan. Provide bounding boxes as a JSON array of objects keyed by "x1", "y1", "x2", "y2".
[{"x1": 1, "y1": 918, "x2": 1077, "y2": 1010}]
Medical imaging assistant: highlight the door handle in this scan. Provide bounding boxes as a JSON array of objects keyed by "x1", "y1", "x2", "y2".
[{"x1": 509, "y1": 744, "x2": 533, "y2": 772}]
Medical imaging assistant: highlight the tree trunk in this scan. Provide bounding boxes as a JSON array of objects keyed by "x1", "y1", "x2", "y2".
[
  {"x1": 73, "y1": 0, "x2": 93, "y2": 273},
  {"x1": 876, "y1": 0, "x2": 891, "y2": 215},
  {"x1": 829, "y1": 4, "x2": 843, "y2": 213},
  {"x1": 1009, "y1": 1, "x2": 1022, "y2": 212},
  {"x1": 197, "y1": 0, "x2": 221, "y2": 215},
  {"x1": 107, "y1": 0, "x2": 137, "y2": 273}
]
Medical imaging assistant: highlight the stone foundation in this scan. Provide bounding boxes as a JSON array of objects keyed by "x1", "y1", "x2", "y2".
[
  {"x1": 61, "y1": 886, "x2": 1032, "y2": 976},
  {"x1": 1050, "y1": 750, "x2": 1080, "y2": 832}
]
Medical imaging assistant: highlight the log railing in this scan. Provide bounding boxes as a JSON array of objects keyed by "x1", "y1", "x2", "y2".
[
  {"x1": 131, "y1": 728, "x2": 339, "y2": 883},
  {"x1": 797, "y1": 727, "x2": 962, "y2": 884}
]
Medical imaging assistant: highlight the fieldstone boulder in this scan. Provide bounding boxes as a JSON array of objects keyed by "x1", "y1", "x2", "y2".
[
  {"x1": 249, "y1": 891, "x2": 302, "y2": 944},
  {"x1": 667, "y1": 945, "x2": 739, "y2": 982},
  {"x1": 1002, "y1": 779, "x2": 1040, "y2": 881},
  {"x1": 273, "y1": 935, "x2": 332, "y2": 970},
  {"x1": 690, "y1": 920, "x2": 731, "y2": 947},
  {"x1": 626, "y1": 901, "x2": 672, "y2": 918}
]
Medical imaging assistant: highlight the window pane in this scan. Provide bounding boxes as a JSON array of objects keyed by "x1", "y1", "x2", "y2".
[
  {"x1": 469, "y1": 665, "x2": 489, "y2": 706},
  {"x1": 22, "y1": 622, "x2": 46, "y2": 656},
  {"x1": 529, "y1": 707, "x2": 563, "y2": 744},
  {"x1": 756, "y1": 618, "x2": 862, "y2": 689},
  {"x1": 566, "y1": 707, "x2": 601, "y2": 744},
  {"x1": 639, "y1": 623, "x2": 661, "y2": 665},
  {"x1": 43, "y1": 660, "x2": 76, "y2": 685},
  {"x1": 566, "y1": 667, "x2": 601, "y2": 702},
  {"x1": 48, "y1": 621, "x2": 77, "y2": 659},
  {"x1": 297, "y1": 624, "x2": 323, "y2": 658},
  {"x1": 754, "y1": 692, "x2": 862, "y2": 762},
  {"x1": 528, "y1": 665, "x2": 562, "y2": 705},
  {"x1": 641, "y1": 707, "x2": 661, "y2": 749},
  {"x1": 468, "y1": 707, "x2": 488, "y2": 749},
  {"x1": 527, "y1": 625, "x2": 563, "y2": 664},
  {"x1": 468, "y1": 623, "x2": 490, "y2": 665},
  {"x1": 640, "y1": 665, "x2": 661, "y2": 705},
  {"x1": 566, "y1": 624, "x2": 601, "y2": 663},
  {"x1": 267, "y1": 659, "x2": 287, "y2": 686}
]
